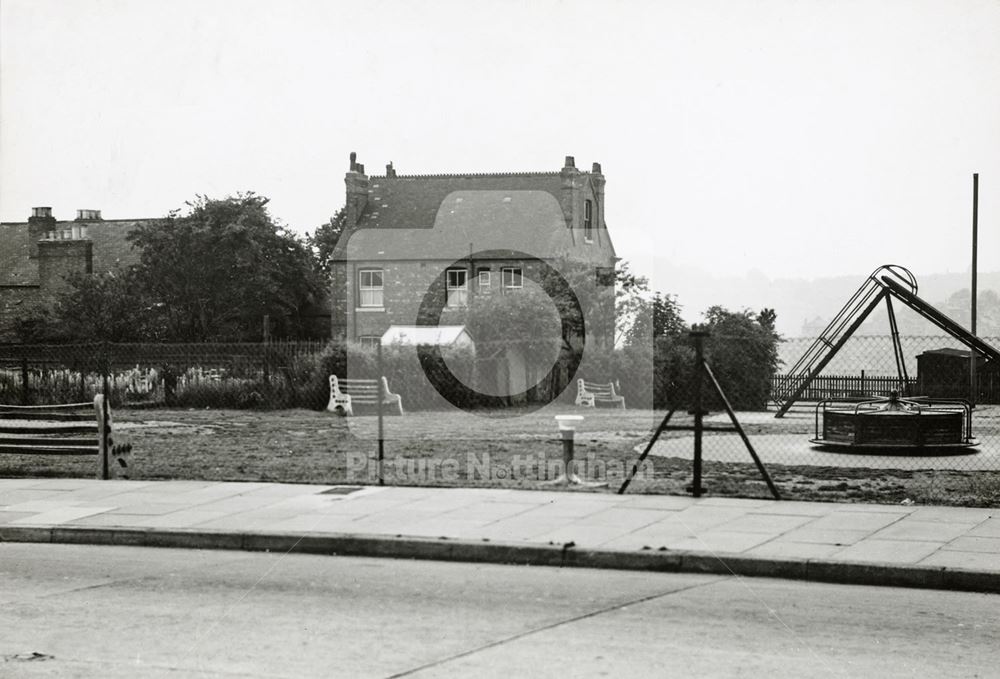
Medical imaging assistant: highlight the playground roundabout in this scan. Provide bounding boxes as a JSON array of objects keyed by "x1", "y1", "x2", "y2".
[{"x1": 643, "y1": 408, "x2": 1000, "y2": 472}]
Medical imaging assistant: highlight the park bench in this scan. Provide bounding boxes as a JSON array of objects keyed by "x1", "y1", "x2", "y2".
[
  {"x1": 575, "y1": 379, "x2": 626, "y2": 409},
  {"x1": 0, "y1": 395, "x2": 132, "y2": 480},
  {"x1": 327, "y1": 375, "x2": 404, "y2": 416}
]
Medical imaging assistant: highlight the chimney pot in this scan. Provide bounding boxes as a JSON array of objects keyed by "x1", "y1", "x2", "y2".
[
  {"x1": 76, "y1": 209, "x2": 101, "y2": 221},
  {"x1": 386, "y1": 162, "x2": 396, "y2": 177},
  {"x1": 350, "y1": 151, "x2": 357, "y2": 171},
  {"x1": 564, "y1": 155, "x2": 575, "y2": 168},
  {"x1": 357, "y1": 163, "x2": 365, "y2": 175},
  {"x1": 592, "y1": 162, "x2": 602, "y2": 174},
  {"x1": 32, "y1": 207, "x2": 53, "y2": 219}
]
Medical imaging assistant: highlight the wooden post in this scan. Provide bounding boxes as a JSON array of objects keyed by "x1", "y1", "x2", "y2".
[{"x1": 94, "y1": 394, "x2": 109, "y2": 480}]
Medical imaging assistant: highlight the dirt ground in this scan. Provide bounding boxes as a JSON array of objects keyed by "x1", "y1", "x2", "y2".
[{"x1": 2, "y1": 406, "x2": 998, "y2": 507}]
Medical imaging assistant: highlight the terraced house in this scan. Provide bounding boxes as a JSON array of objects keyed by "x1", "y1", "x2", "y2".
[{"x1": 0, "y1": 208, "x2": 151, "y2": 341}]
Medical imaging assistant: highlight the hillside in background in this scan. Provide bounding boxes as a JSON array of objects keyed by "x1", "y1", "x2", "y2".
[{"x1": 653, "y1": 262, "x2": 1000, "y2": 338}]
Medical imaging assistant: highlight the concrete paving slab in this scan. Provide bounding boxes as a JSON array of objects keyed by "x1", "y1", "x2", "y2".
[
  {"x1": 747, "y1": 500, "x2": 842, "y2": 517},
  {"x1": 968, "y1": 518, "x2": 1000, "y2": 538},
  {"x1": 11, "y1": 506, "x2": 115, "y2": 525},
  {"x1": 917, "y1": 550, "x2": 1000, "y2": 571},
  {"x1": 532, "y1": 524, "x2": 634, "y2": 546},
  {"x1": 2, "y1": 499, "x2": 78, "y2": 513},
  {"x1": 777, "y1": 527, "x2": 872, "y2": 546},
  {"x1": 907, "y1": 506, "x2": 996, "y2": 523},
  {"x1": 805, "y1": 511, "x2": 904, "y2": 532},
  {"x1": 940, "y1": 536, "x2": 1000, "y2": 553},
  {"x1": 667, "y1": 530, "x2": 777, "y2": 553},
  {"x1": 0, "y1": 491, "x2": 71, "y2": 508},
  {"x1": 716, "y1": 513, "x2": 815, "y2": 534},
  {"x1": 744, "y1": 540, "x2": 843, "y2": 560},
  {"x1": 438, "y1": 501, "x2": 539, "y2": 521},
  {"x1": 618, "y1": 495, "x2": 696, "y2": 510},
  {"x1": 558, "y1": 506, "x2": 666, "y2": 529},
  {"x1": 874, "y1": 520, "x2": 979, "y2": 542},
  {"x1": 832, "y1": 539, "x2": 942, "y2": 564},
  {"x1": 0, "y1": 511, "x2": 37, "y2": 524}
]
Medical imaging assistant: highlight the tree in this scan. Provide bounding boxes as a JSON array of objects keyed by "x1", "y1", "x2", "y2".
[
  {"x1": 308, "y1": 207, "x2": 347, "y2": 279},
  {"x1": 48, "y1": 269, "x2": 166, "y2": 342},
  {"x1": 127, "y1": 193, "x2": 320, "y2": 341},
  {"x1": 700, "y1": 306, "x2": 781, "y2": 409}
]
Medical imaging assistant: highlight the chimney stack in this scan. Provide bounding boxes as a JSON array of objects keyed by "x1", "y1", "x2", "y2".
[
  {"x1": 386, "y1": 162, "x2": 397, "y2": 178},
  {"x1": 345, "y1": 153, "x2": 370, "y2": 229},
  {"x1": 563, "y1": 155, "x2": 576, "y2": 169},
  {"x1": 27, "y1": 207, "x2": 57, "y2": 258}
]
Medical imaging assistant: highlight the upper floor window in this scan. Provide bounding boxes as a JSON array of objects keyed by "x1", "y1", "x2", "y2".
[
  {"x1": 359, "y1": 269, "x2": 384, "y2": 307},
  {"x1": 501, "y1": 267, "x2": 523, "y2": 290},
  {"x1": 446, "y1": 269, "x2": 468, "y2": 307},
  {"x1": 584, "y1": 199, "x2": 594, "y2": 242}
]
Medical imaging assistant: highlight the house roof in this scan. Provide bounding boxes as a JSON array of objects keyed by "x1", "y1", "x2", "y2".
[
  {"x1": 341, "y1": 189, "x2": 578, "y2": 262},
  {"x1": 0, "y1": 219, "x2": 151, "y2": 286},
  {"x1": 358, "y1": 173, "x2": 564, "y2": 230},
  {"x1": 381, "y1": 324, "x2": 474, "y2": 347}
]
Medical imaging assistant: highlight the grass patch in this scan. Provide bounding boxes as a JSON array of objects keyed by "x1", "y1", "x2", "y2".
[{"x1": 1, "y1": 407, "x2": 997, "y2": 507}]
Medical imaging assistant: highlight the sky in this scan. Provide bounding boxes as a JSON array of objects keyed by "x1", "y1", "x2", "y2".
[{"x1": 2, "y1": 0, "x2": 999, "y2": 325}]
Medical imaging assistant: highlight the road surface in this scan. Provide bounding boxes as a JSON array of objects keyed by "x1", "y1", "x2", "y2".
[{"x1": 1, "y1": 543, "x2": 996, "y2": 678}]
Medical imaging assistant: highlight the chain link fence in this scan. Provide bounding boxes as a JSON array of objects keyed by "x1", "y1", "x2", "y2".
[{"x1": 1, "y1": 335, "x2": 998, "y2": 507}]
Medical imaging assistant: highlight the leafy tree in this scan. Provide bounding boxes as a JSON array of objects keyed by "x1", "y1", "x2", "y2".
[
  {"x1": 47, "y1": 269, "x2": 166, "y2": 342},
  {"x1": 127, "y1": 193, "x2": 320, "y2": 341},
  {"x1": 626, "y1": 292, "x2": 686, "y2": 346},
  {"x1": 308, "y1": 207, "x2": 347, "y2": 279},
  {"x1": 700, "y1": 306, "x2": 781, "y2": 409}
]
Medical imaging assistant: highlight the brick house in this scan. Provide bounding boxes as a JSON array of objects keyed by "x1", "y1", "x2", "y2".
[
  {"x1": 0, "y1": 208, "x2": 151, "y2": 341},
  {"x1": 331, "y1": 154, "x2": 618, "y2": 399}
]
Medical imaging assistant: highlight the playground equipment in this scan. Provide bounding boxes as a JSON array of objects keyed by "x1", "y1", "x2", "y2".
[
  {"x1": 773, "y1": 265, "x2": 1000, "y2": 418},
  {"x1": 810, "y1": 391, "x2": 977, "y2": 452}
]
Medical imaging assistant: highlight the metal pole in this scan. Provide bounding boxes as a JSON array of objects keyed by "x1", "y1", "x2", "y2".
[
  {"x1": 971, "y1": 173, "x2": 978, "y2": 407},
  {"x1": 689, "y1": 329, "x2": 708, "y2": 497},
  {"x1": 377, "y1": 341, "x2": 385, "y2": 486}
]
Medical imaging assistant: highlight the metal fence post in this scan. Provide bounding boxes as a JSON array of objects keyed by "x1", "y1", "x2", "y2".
[
  {"x1": 377, "y1": 341, "x2": 385, "y2": 486},
  {"x1": 20, "y1": 354, "x2": 29, "y2": 405},
  {"x1": 689, "y1": 328, "x2": 709, "y2": 497}
]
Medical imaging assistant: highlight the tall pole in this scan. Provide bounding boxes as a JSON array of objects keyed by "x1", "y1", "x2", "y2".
[
  {"x1": 971, "y1": 173, "x2": 978, "y2": 407},
  {"x1": 377, "y1": 341, "x2": 385, "y2": 486}
]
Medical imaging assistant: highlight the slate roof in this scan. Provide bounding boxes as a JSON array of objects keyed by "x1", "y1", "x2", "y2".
[
  {"x1": 341, "y1": 189, "x2": 577, "y2": 262},
  {"x1": 0, "y1": 219, "x2": 153, "y2": 286},
  {"x1": 358, "y1": 173, "x2": 564, "y2": 230}
]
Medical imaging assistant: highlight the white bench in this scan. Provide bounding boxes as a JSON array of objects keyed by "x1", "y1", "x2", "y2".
[
  {"x1": 327, "y1": 376, "x2": 404, "y2": 416},
  {"x1": 0, "y1": 395, "x2": 132, "y2": 479},
  {"x1": 575, "y1": 379, "x2": 626, "y2": 409}
]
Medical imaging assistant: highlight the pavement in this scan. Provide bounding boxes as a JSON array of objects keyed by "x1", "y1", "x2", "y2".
[{"x1": 1, "y1": 478, "x2": 998, "y2": 593}]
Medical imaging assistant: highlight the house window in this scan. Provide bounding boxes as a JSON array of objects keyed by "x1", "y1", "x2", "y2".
[
  {"x1": 501, "y1": 267, "x2": 522, "y2": 290},
  {"x1": 358, "y1": 336, "x2": 380, "y2": 350},
  {"x1": 446, "y1": 269, "x2": 468, "y2": 307},
  {"x1": 584, "y1": 199, "x2": 594, "y2": 242},
  {"x1": 359, "y1": 269, "x2": 384, "y2": 307},
  {"x1": 478, "y1": 269, "x2": 491, "y2": 288}
]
